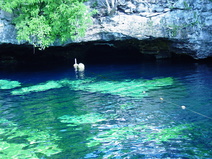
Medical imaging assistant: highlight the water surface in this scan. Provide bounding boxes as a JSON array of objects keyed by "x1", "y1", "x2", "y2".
[{"x1": 0, "y1": 61, "x2": 212, "y2": 158}]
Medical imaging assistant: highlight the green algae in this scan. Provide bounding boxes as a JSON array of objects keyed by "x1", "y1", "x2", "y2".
[
  {"x1": 146, "y1": 124, "x2": 194, "y2": 143},
  {"x1": 66, "y1": 77, "x2": 174, "y2": 98},
  {"x1": 12, "y1": 80, "x2": 62, "y2": 95},
  {"x1": 86, "y1": 125, "x2": 147, "y2": 147},
  {"x1": 11, "y1": 77, "x2": 174, "y2": 98},
  {"x1": 0, "y1": 118, "x2": 62, "y2": 158},
  {"x1": 58, "y1": 110, "x2": 212, "y2": 158},
  {"x1": 0, "y1": 141, "x2": 39, "y2": 159},
  {"x1": 0, "y1": 79, "x2": 21, "y2": 89},
  {"x1": 59, "y1": 113, "x2": 106, "y2": 126}
]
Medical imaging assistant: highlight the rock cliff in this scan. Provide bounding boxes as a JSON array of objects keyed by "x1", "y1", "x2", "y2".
[{"x1": 0, "y1": 0, "x2": 212, "y2": 59}]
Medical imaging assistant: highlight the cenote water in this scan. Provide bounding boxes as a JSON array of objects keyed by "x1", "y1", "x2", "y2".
[{"x1": 0, "y1": 60, "x2": 212, "y2": 159}]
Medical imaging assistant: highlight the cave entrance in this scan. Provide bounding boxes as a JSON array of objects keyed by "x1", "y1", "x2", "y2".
[{"x1": 85, "y1": 42, "x2": 154, "y2": 64}]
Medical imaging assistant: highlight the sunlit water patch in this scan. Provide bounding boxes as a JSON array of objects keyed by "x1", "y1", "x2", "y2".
[{"x1": 0, "y1": 61, "x2": 212, "y2": 158}]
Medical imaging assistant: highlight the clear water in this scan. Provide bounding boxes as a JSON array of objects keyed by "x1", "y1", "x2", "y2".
[{"x1": 0, "y1": 61, "x2": 212, "y2": 159}]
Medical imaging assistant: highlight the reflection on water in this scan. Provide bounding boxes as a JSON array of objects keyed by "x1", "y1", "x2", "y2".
[
  {"x1": 75, "y1": 70, "x2": 85, "y2": 79},
  {"x1": 0, "y1": 61, "x2": 212, "y2": 158}
]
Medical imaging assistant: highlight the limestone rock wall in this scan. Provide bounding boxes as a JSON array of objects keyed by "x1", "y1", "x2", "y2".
[
  {"x1": 81, "y1": 0, "x2": 212, "y2": 59},
  {"x1": 0, "y1": 10, "x2": 18, "y2": 44},
  {"x1": 0, "y1": 0, "x2": 212, "y2": 59}
]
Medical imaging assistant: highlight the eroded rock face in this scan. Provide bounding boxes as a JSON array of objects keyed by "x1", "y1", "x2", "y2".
[
  {"x1": 0, "y1": 10, "x2": 18, "y2": 44},
  {"x1": 81, "y1": 0, "x2": 212, "y2": 59},
  {"x1": 0, "y1": 0, "x2": 212, "y2": 59}
]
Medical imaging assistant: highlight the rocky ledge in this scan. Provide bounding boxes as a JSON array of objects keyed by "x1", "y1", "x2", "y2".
[{"x1": 0, "y1": 0, "x2": 212, "y2": 60}]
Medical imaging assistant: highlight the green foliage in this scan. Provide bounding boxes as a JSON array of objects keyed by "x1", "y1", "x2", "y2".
[
  {"x1": 183, "y1": 1, "x2": 192, "y2": 10},
  {"x1": 166, "y1": 11, "x2": 201, "y2": 37},
  {"x1": 0, "y1": 79, "x2": 21, "y2": 89},
  {"x1": 0, "y1": 0, "x2": 94, "y2": 49},
  {"x1": 168, "y1": 24, "x2": 180, "y2": 37}
]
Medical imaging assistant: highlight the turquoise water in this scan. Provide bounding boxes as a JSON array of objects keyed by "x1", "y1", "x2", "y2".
[{"x1": 0, "y1": 61, "x2": 212, "y2": 158}]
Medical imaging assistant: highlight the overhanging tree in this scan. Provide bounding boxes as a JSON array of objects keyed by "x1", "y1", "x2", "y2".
[{"x1": 0, "y1": 0, "x2": 94, "y2": 49}]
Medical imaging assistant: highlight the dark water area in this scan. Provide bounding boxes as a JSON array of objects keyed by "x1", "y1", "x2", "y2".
[{"x1": 0, "y1": 59, "x2": 212, "y2": 158}]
